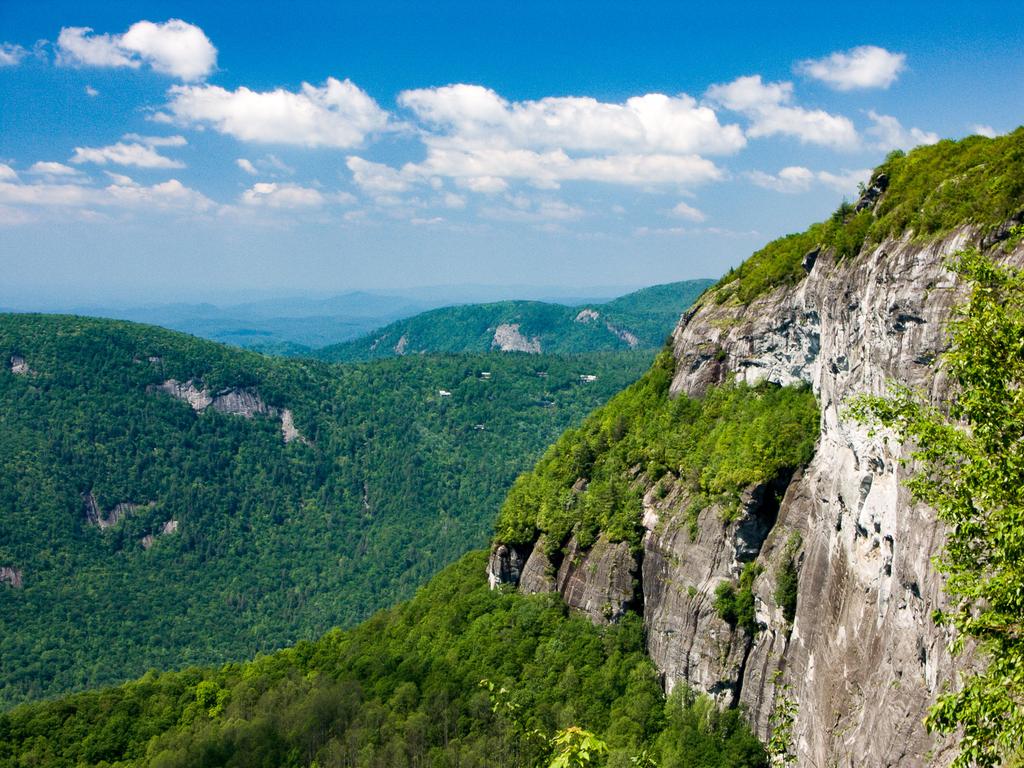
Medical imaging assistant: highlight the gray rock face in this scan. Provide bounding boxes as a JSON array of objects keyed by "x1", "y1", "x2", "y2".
[
  {"x1": 0, "y1": 566, "x2": 23, "y2": 588},
  {"x1": 82, "y1": 492, "x2": 151, "y2": 529},
  {"x1": 665, "y1": 228, "x2": 1022, "y2": 766},
  {"x1": 9, "y1": 355, "x2": 31, "y2": 375},
  {"x1": 491, "y1": 225, "x2": 1024, "y2": 767},
  {"x1": 492, "y1": 323, "x2": 542, "y2": 353},
  {"x1": 150, "y1": 380, "x2": 305, "y2": 443}
]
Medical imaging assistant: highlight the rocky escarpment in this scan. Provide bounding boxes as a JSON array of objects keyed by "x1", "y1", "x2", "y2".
[
  {"x1": 490, "y1": 220, "x2": 1024, "y2": 765},
  {"x1": 492, "y1": 323, "x2": 542, "y2": 353},
  {"x1": 150, "y1": 379, "x2": 306, "y2": 444}
]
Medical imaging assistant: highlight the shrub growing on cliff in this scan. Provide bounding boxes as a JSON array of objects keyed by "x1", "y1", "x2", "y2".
[{"x1": 850, "y1": 249, "x2": 1024, "y2": 767}]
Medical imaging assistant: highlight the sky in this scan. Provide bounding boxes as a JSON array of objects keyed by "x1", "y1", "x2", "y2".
[{"x1": 0, "y1": 1, "x2": 1021, "y2": 307}]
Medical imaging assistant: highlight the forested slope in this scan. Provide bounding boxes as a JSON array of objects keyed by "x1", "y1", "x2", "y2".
[
  {"x1": 0, "y1": 315, "x2": 650, "y2": 707},
  {"x1": 318, "y1": 280, "x2": 712, "y2": 362}
]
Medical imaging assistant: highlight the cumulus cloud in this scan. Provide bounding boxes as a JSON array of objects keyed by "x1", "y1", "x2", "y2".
[
  {"x1": 56, "y1": 19, "x2": 216, "y2": 81},
  {"x1": 0, "y1": 176, "x2": 214, "y2": 213},
  {"x1": 970, "y1": 124, "x2": 998, "y2": 138},
  {"x1": 0, "y1": 164, "x2": 18, "y2": 181},
  {"x1": 748, "y1": 165, "x2": 871, "y2": 194},
  {"x1": 670, "y1": 201, "x2": 706, "y2": 222},
  {"x1": 481, "y1": 198, "x2": 584, "y2": 223},
  {"x1": 240, "y1": 182, "x2": 325, "y2": 209},
  {"x1": 28, "y1": 161, "x2": 81, "y2": 177},
  {"x1": 236, "y1": 158, "x2": 258, "y2": 175},
  {"x1": 399, "y1": 84, "x2": 746, "y2": 155},
  {"x1": 367, "y1": 83, "x2": 740, "y2": 192},
  {"x1": 159, "y1": 78, "x2": 389, "y2": 149},
  {"x1": 346, "y1": 157, "x2": 412, "y2": 194},
  {"x1": 0, "y1": 43, "x2": 28, "y2": 67},
  {"x1": 706, "y1": 75, "x2": 859, "y2": 149},
  {"x1": 866, "y1": 110, "x2": 939, "y2": 151},
  {"x1": 70, "y1": 135, "x2": 187, "y2": 168},
  {"x1": 85, "y1": 85, "x2": 99, "y2": 97},
  {"x1": 796, "y1": 46, "x2": 906, "y2": 91}
]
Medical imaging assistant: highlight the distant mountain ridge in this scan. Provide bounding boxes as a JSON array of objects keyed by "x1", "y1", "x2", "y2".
[{"x1": 317, "y1": 279, "x2": 714, "y2": 362}]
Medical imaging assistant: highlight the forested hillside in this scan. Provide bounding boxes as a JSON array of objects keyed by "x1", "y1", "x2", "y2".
[
  {"x1": 0, "y1": 315, "x2": 650, "y2": 707},
  {"x1": 318, "y1": 280, "x2": 713, "y2": 362},
  {"x1": 0, "y1": 552, "x2": 767, "y2": 768}
]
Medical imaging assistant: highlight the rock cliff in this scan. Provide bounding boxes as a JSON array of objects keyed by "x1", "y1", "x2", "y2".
[{"x1": 489, "y1": 204, "x2": 1024, "y2": 763}]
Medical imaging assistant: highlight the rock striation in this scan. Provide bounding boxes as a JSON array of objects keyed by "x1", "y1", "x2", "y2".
[{"x1": 490, "y1": 220, "x2": 1024, "y2": 766}]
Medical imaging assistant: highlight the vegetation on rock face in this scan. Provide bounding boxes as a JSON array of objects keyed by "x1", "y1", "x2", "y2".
[
  {"x1": 317, "y1": 280, "x2": 713, "y2": 362},
  {"x1": 850, "y1": 249, "x2": 1024, "y2": 768},
  {"x1": 0, "y1": 314, "x2": 651, "y2": 708},
  {"x1": 0, "y1": 552, "x2": 768, "y2": 768},
  {"x1": 711, "y1": 128, "x2": 1024, "y2": 305},
  {"x1": 495, "y1": 351, "x2": 819, "y2": 552}
]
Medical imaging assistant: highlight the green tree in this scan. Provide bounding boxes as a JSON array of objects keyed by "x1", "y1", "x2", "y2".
[{"x1": 850, "y1": 248, "x2": 1024, "y2": 767}]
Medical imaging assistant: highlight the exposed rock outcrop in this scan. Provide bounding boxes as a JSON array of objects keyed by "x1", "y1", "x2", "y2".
[
  {"x1": 491, "y1": 223, "x2": 1024, "y2": 767},
  {"x1": 0, "y1": 566, "x2": 23, "y2": 588},
  {"x1": 492, "y1": 323, "x2": 542, "y2": 353},
  {"x1": 9, "y1": 355, "x2": 32, "y2": 375},
  {"x1": 149, "y1": 379, "x2": 306, "y2": 444},
  {"x1": 83, "y1": 493, "x2": 152, "y2": 529},
  {"x1": 142, "y1": 519, "x2": 179, "y2": 549}
]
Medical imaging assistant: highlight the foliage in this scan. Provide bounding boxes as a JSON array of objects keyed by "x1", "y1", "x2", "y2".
[
  {"x1": 549, "y1": 727, "x2": 608, "y2": 768},
  {"x1": 714, "y1": 563, "x2": 762, "y2": 636},
  {"x1": 0, "y1": 551, "x2": 766, "y2": 768},
  {"x1": 766, "y1": 673, "x2": 797, "y2": 767},
  {"x1": 773, "y1": 533, "x2": 802, "y2": 625},
  {"x1": 0, "y1": 314, "x2": 651, "y2": 707},
  {"x1": 710, "y1": 128, "x2": 1024, "y2": 305},
  {"x1": 318, "y1": 280, "x2": 713, "y2": 362},
  {"x1": 496, "y1": 351, "x2": 819, "y2": 551},
  {"x1": 848, "y1": 250, "x2": 1024, "y2": 767}
]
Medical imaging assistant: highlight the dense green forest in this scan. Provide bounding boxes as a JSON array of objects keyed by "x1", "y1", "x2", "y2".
[
  {"x1": 0, "y1": 552, "x2": 767, "y2": 768},
  {"x1": 317, "y1": 280, "x2": 712, "y2": 362},
  {"x1": 496, "y1": 351, "x2": 820, "y2": 551},
  {"x1": 0, "y1": 314, "x2": 653, "y2": 707},
  {"x1": 712, "y1": 127, "x2": 1024, "y2": 305}
]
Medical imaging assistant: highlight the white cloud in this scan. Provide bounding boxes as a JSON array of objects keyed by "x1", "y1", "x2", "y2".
[
  {"x1": 346, "y1": 157, "x2": 411, "y2": 193},
  {"x1": 56, "y1": 19, "x2": 216, "y2": 81},
  {"x1": 240, "y1": 182, "x2": 325, "y2": 209},
  {"x1": 816, "y1": 168, "x2": 873, "y2": 193},
  {"x1": 443, "y1": 192, "x2": 466, "y2": 209},
  {"x1": 706, "y1": 75, "x2": 859, "y2": 149},
  {"x1": 481, "y1": 198, "x2": 584, "y2": 223},
  {"x1": 236, "y1": 158, "x2": 258, "y2": 175},
  {"x1": 340, "y1": 83, "x2": 738, "y2": 193},
  {"x1": 70, "y1": 136, "x2": 186, "y2": 168},
  {"x1": 747, "y1": 166, "x2": 815, "y2": 193},
  {"x1": 104, "y1": 171, "x2": 135, "y2": 185},
  {"x1": 28, "y1": 161, "x2": 81, "y2": 177},
  {"x1": 0, "y1": 177, "x2": 213, "y2": 213},
  {"x1": 105, "y1": 178, "x2": 215, "y2": 211},
  {"x1": 349, "y1": 146, "x2": 723, "y2": 195},
  {"x1": 160, "y1": 78, "x2": 389, "y2": 148},
  {"x1": 399, "y1": 84, "x2": 746, "y2": 156},
  {"x1": 748, "y1": 165, "x2": 871, "y2": 194},
  {"x1": 866, "y1": 110, "x2": 939, "y2": 151},
  {"x1": 970, "y1": 124, "x2": 998, "y2": 138},
  {"x1": 796, "y1": 46, "x2": 906, "y2": 91},
  {"x1": 85, "y1": 85, "x2": 99, "y2": 97},
  {"x1": 123, "y1": 133, "x2": 187, "y2": 147},
  {"x1": 0, "y1": 164, "x2": 18, "y2": 181},
  {"x1": 0, "y1": 43, "x2": 28, "y2": 67},
  {"x1": 670, "y1": 201, "x2": 706, "y2": 222}
]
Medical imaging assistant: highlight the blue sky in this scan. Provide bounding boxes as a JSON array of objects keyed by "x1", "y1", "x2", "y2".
[{"x1": 1, "y1": 1, "x2": 1021, "y2": 306}]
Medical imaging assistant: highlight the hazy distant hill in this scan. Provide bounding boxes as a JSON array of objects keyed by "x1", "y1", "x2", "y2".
[{"x1": 318, "y1": 279, "x2": 714, "y2": 362}]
